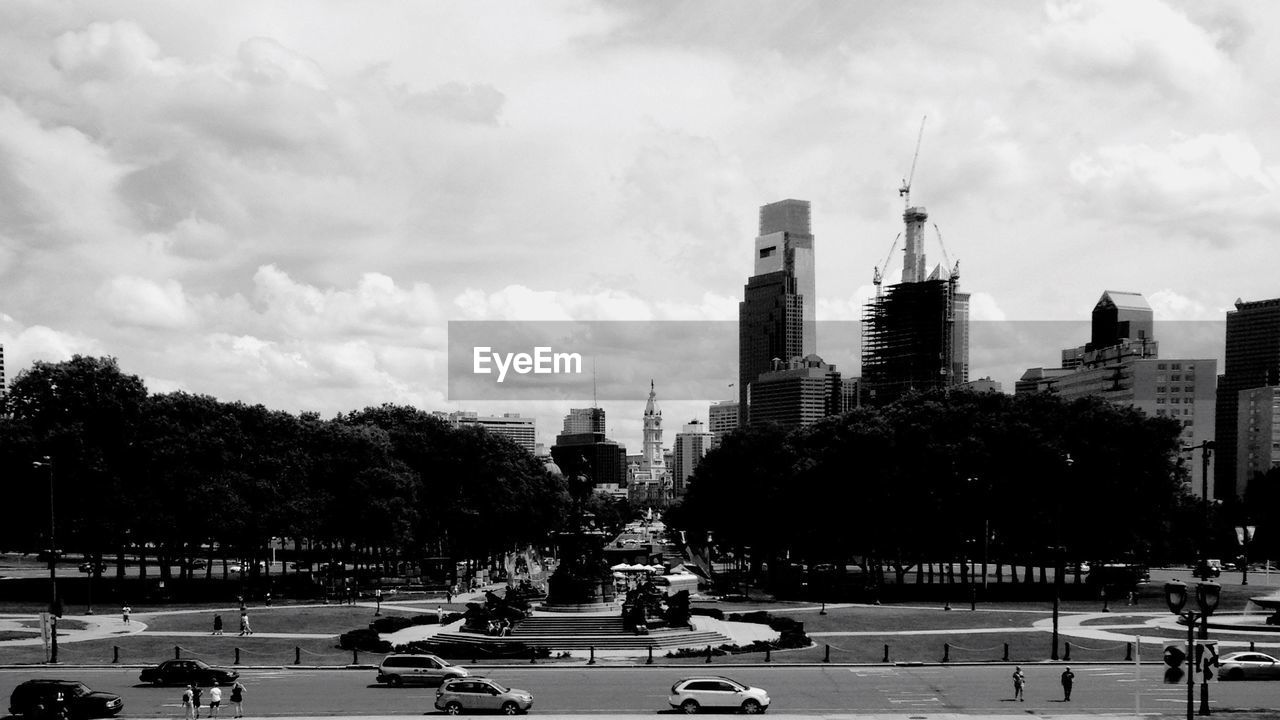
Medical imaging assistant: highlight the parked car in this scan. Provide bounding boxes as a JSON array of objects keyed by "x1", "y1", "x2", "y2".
[
  {"x1": 668, "y1": 676, "x2": 770, "y2": 714},
  {"x1": 376, "y1": 654, "x2": 468, "y2": 686},
  {"x1": 435, "y1": 677, "x2": 533, "y2": 715},
  {"x1": 139, "y1": 659, "x2": 239, "y2": 686},
  {"x1": 1087, "y1": 563, "x2": 1150, "y2": 588},
  {"x1": 77, "y1": 561, "x2": 107, "y2": 574},
  {"x1": 1217, "y1": 651, "x2": 1280, "y2": 680},
  {"x1": 182, "y1": 558, "x2": 208, "y2": 570},
  {"x1": 8, "y1": 679, "x2": 124, "y2": 719}
]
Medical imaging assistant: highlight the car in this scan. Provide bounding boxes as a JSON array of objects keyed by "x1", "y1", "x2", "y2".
[
  {"x1": 376, "y1": 653, "x2": 468, "y2": 686},
  {"x1": 182, "y1": 559, "x2": 208, "y2": 570},
  {"x1": 668, "y1": 676, "x2": 770, "y2": 714},
  {"x1": 1217, "y1": 651, "x2": 1280, "y2": 680},
  {"x1": 139, "y1": 659, "x2": 239, "y2": 686},
  {"x1": 8, "y1": 679, "x2": 124, "y2": 719},
  {"x1": 78, "y1": 561, "x2": 107, "y2": 574},
  {"x1": 290, "y1": 561, "x2": 312, "y2": 571},
  {"x1": 1195, "y1": 559, "x2": 1223, "y2": 578},
  {"x1": 435, "y1": 677, "x2": 533, "y2": 715}
]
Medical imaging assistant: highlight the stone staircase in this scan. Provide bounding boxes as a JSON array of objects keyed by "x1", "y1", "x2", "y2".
[{"x1": 430, "y1": 615, "x2": 730, "y2": 650}]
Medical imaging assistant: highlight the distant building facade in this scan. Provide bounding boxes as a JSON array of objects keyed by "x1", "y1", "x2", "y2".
[
  {"x1": 550, "y1": 432, "x2": 627, "y2": 488},
  {"x1": 673, "y1": 420, "x2": 714, "y2": 497},
  {"x1": 629, "y1": 381, "x2": 672, "y2": 507},
  {"x1": 443, "y1": 411, "x2": 537, "y2": 454},
  {"x1": 563, "y1": 407, "x2": 606, "y2": 435},
  {"x1": 1016, "y1": 291, "x2": 1216, "y2": 499},
  {"x1": 1237, "y1": 386, "x2": 1280, "y2": 493},
  {"x1": 748, "y1": 355, "x2": 843, "y2": 429},
  {"x1": 1216, "y1": 298, "x2": 1280, "y2": 500},
  {"x1": 738, "y1": 199, "x2": 815, "y2": 426},
  {"x1": 708, "y1": 400, "x2": 739, "y2": 444}
]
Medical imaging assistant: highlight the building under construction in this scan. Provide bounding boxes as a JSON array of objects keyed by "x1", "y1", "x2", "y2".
[{"x1": 861, "y1": 203, "x2": 969, "y2": 406}]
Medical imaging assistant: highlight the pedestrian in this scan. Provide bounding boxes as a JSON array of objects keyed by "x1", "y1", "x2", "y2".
[
  {"x1": 239, "y1": 610, "x2": 252, "y2": 636},
  {"x1": 446, "y1": 584, "x2": 454, "y2": 604},
  {"x1": 182, "y1": 685, "x2": 194, "y2": 720},
  {"x1": 264, "y1": 591, "x2": 271, "y2": 607},
  {"x1": 192, "y1": 684, "x2": 203, "y2": 719},
  {"x1": 1012, "y1": 666, "x2": 1026, "y2": 701},
  {"x1": 229, "y1": 680, "x2": 245, "y2": 719},
  {"x1": 1061, "y1": 667, "x2": 1075, "y2": 701},
  {"x1": 436, "y1": 605, "x2": 444, "y2": 623},
  {"x1": 208, "y1": 685, "x2": 222, "y2": 718},
  {"x1": 212, "y1": 614, "x2": 223, "y2": 635},
  {"x1": 122, "y1": 604, "x2": 131, "y2": 624}
]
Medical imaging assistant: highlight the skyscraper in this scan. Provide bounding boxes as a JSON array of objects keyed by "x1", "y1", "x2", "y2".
[
  {"x1": 748, "y1": 355, "x2": 844, "y2": 429},
  {"x1": 739, "y1": 199, "x2": 815, "y2": 426},
  {"x1": 1216, "y1": 297, "x2": 1280, "y2": 500},
  {"x1": 673, "y1": 419, "x2": 714, "y2": 497},
  {"x1": 563, "y1": 407, "x2": 606, "y2": 434}
]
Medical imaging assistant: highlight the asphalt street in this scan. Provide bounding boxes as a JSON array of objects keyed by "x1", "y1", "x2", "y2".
[{"x1": 3, "y1": 664, "x2": 1278, "y2": 716}]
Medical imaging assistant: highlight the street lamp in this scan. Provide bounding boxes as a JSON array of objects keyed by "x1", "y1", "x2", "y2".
[
  {"x1": 1182, "y1": 441, "x2": 1215, "y2": 577},
  {"x1": 1165, "y1": 580, "x2": 1221, "y2": 719},
  {"x1": 1051, "y1": 453, "x2": 1072, "y2": 661},
  {"x1": 32, "y1": 456, "x2": 58, "y2": 664}
]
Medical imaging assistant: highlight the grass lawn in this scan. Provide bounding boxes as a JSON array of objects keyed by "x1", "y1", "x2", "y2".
[{"x1": 134, "y1": 603, "x2": 455, "y2": 634}]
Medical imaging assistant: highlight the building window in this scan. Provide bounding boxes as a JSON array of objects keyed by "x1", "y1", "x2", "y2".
[
  {"x1": 1171, "y1": 397, "x2": 1181, "y2": 404},
  {"x1": 1172, "y1": 363, "x2": 1181, "y2": 370},
  {"x1": 1157, "y1": 398, "x2": 1165, "y2": 404},
  {"x1": 1171, "y1": 386, "x2": 1180, "y2": 392},
  {"x1": 1158, "y1": 363, "x2": 1167, "y2": 370},
  {"x1": 1171, "y1": 374, "x2": 1181, "y2": 381},
  {"x1": 1185, "y1": 386, "x2": 1195, "y2": 393},
  {"x1": 1157, "y1": 409, "x2": 1167, "y2": 416},
  {"x1": 1157, "y1": 386, "x2": 1167, "y2": 393},
  {"x1": 1156, "y1": 375, "x2": 1166, "y2": 382}
]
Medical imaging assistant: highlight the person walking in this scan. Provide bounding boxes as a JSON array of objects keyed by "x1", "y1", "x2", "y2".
[
  {"x1": 1061, "y1": 667, "x2": 1075, "y2": 701},
  {"x1": 229, "y1": 680, "x2": 245, "y2": 719},
  {"x1": 192, "y1": 685, "x2": 203, "y2": 719},
  {"x1": 1012, "y1": 666, "x2": 1026, "y2": 701},
  {"x1": 212, "y1": 614, "x2": 223, "y2": 635},
  {"x1": 121, "y1": 604, "x2": 131, "y2": 624},
  {"x1": 436, "y1": 605, "x2": 444, "y2": 623},
  {"x1": 181, "y1": 685, "x2": 194, "y2": 720},
  {"x1": 208, "y1": 685, "x2": 222, "y2": 718},
  {"x1": 239, "y1": 610, "x2": 252, "y2": 636}
]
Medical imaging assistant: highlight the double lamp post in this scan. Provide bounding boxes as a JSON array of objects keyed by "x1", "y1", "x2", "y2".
[{"x1": 1164, "y1": 579, "x2": 1220, "y2": 720}]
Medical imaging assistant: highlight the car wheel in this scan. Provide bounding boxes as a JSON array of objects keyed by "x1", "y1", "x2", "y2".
[
  {"x1": 389, "y1": 676, "x2": 403, "y2": 687},
  {"x1": 741, "y1": 699, "x2": 763, "y2": 714},
  {"x1": 1226, "y1": 668, "x2": 1244, "y2": 681},
  {"x1": 680, "y1": 699, "x2": 699, "y2": 714},
  {"x1": 444, "y1": 701, "x2": 463, "y2": 715},
  {"x1": 501, "y1": 701, "x2": 520, "y2": 715}
]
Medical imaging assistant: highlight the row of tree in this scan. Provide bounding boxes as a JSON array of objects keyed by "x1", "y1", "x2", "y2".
[
  {"x1": 0, "y1": 356, "x2": 580, "y2": 583},
  {"x1": 667, "y1": 390, "x2": 1264, "y2": 585}
]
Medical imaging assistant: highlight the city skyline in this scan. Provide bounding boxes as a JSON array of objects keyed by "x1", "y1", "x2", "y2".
[{"x1": 2, "y1": 2, "x2": 1278, "y2": 452}]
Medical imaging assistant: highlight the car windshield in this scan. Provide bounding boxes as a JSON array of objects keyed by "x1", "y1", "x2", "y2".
[
  {"x1": 486, "y1": 681, "x2": 509, "y2": 693},
  {"x1": 67, "y1": 683, "x2": 90, "y2": 697},
  {"x1": 192, "y1": 660, "x2": 212, "y2": 669}
]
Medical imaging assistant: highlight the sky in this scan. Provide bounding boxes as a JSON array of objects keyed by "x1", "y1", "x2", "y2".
[{"x1": 1, "y1": 0, "x2": 1278, "y2": 452}]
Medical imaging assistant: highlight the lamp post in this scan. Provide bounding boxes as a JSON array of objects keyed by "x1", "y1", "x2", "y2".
[
  {"x1": 33, "y1": 456, "x2": 58, "y2": 664},
  {"x1": 1165, "y1": 580, "x2": 1220, "y2": 719},
  {"x1": 1182, "y1": 441, "x2": 1215, "y2": 577},
  {"x1": 1051, "y1": 453, "x2": 1072, "y2": 661}
]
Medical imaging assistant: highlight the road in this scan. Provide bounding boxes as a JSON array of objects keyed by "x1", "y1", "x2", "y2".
[{"x1": 3, "y1": 664, "x2": 1278, "y2": 716}]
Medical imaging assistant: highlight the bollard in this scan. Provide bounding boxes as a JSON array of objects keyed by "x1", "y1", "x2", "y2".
[
  {"x1": 943, "y1": 643, "x2": 950, "y2": 663},
  {"x1": 646, "y1": 646, "x2": 653, "y2": 665},
  {"x1": 353, "y1": 649, "x2": 359, "y2": 665},
  {"x1": 883, "y1": 644, "x2": 890, "y2": 663},
  {"x1": 820, "y1": 602, "x2": 827, "y2": 615},
  {"x1": 234, "y1": 648, "x2": 240, "y2": 665},
  {"x1": 175, "y1": 646, "x2": 181, "y2": 660},
  {"x1": 765, "y1": 646, "x2": 771, "y2": 663},
  {"x1": 1125, "y1": 642, "x2": 1133, "y2": 661},
  {"x1": 588, "y1": 646, "x2": 596, "y2": 665},
  {"x1": 705, "y1": 645, "x2": 712, "y2": 663},
  {"x1": 1063, "y1": 642, "x2": 1071, "y2": 661},
  {"x1": 1003, "y1": 643, "x2": 1010, "y2": 662},
  {"x1": 295, "y1": 647, "x2": 301, "y2": 665},
  {"x1": 1250, "y1": 641, "x2": 1256, "y2": 652},
  {"x1": 823, "y1": 645, "x2": 830, "y2": 663},
  {"x1": 112, "y1": 646, "x2": 119, "y2": 664}
]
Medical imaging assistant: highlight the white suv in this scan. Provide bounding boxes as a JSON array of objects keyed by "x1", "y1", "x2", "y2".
[
  {"x1": 376, "y1": 654, "x2": 468, "y2": 686},
  {"x1": 668, "y1": 676, "x2": 770, "y2": 714}
]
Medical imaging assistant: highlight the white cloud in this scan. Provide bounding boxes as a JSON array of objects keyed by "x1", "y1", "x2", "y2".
[{"x1": 99, "y1": 276, "x2": 196, "y2": 329}]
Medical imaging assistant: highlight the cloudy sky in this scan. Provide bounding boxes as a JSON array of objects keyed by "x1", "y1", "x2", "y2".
[{"x1": 2, "y1": 1, "x2": 1277, "y2": 451}]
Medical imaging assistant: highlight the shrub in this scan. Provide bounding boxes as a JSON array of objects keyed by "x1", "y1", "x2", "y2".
[
  {"x1": 689, "y1": 607, "x2": 724, "y2": 620},
  {"x1": 338, "y1": 628, "x2": 391, "y2": 653},
  {"x1": 369, "y1": 616, "x2": 413, "y2": 633}
]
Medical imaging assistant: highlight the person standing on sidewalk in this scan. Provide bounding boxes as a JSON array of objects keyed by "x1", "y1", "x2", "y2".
[
  {"x1": 121, "y1": 605, "x2": 131, "y2": 624},
  {"x1": 229, "y1": 680, "x2": 245, "y2": 719},
  {"x1": 212, "y1": 614, "x2": 223, "y2": 635},
  {"x1": 181, "y1": 685, "x2": 194, "y2": 720},
  {"x1": 191, "y1": 684, "x2": 202, "y2": 719},
  {"x1": 207, "y1": 685, "x2": 222, "y2": 718},
  {"x1": 1012, "y1": 667, "x2": 1026, "y2": 701},
  {"x1": 1061, "y1": 667, "x2": 1075, "y2": 701}
]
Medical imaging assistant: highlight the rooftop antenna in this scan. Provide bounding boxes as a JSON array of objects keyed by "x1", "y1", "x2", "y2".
[{"x1": 899, "y1": 115, "x2": 927, "y2": 210}]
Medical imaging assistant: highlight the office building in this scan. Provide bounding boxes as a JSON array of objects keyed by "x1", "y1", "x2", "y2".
[
  {"x1": 1237, "y1": 386, "x2": 1280, "y2": 493},
  {"x1": 444, "y1": 411, "x2": 537, "y2": 454},
  {"x1": 673, "y1": 420, "x2": 714, "y2": 497},
  {"x1": 1016, "y1": 291, "x2": 1216, "y2": 498},
  {"x1": 739, "y1": 199, "x2": 815, "y2": 426},
  {"x1": 551, "y1": 432, "x2": 627, "y2": 488},
  {"x1": 708, "y1": 400, "x2": 738, "y2": 444},
  {"x1": 1217, "y1": 298, "x2": 1280, "y2": 500},
  {"x1": 748, "y1": 355, "x2": 843, "y2": 430}
]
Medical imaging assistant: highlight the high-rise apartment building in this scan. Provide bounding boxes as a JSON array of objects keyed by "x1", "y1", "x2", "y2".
[
  {"x1": 563, "y1": 407, "x2": 606, "y2": 434},
  {"x1": 739, "y1": 199, "x2": 815, "y2": 426},
  {"x1": 707, "y1": 400, "x2": 738, "y2": 444},
  {"x1": 1016, "y1": 291, "x2": 1216, "y2": 499},
  {"x1": 749, "y1": 355, "x2": 844, "y2": 429},
  {"x1": 1216, "y1": 297, "x2": 1280, "y2": 500},
  {"x1": 673, "y1": 420, "x2": 714, "y2": 497},
  {"x1": 1237, "y1": 386, "x2": 1280, "y2": 493}
]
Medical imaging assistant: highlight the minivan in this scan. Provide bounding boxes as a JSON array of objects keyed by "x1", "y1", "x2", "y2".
[{"x1": 376, "y1": 654, "x2": 469, "y2": 686}]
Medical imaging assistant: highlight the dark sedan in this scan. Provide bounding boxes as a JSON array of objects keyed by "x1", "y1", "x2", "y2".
[
  {"x1": 9, "y1": 679, "x2": 123, "y2": 719},
  {"x1": 139, "y1": 659, "x2": 239, "y2": 686}
]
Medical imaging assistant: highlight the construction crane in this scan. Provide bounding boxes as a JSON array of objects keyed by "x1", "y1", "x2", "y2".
[
  {"x1": 899, "y1": 115, "x2": 927, "y2": 210},
  {"x1": 872, "y1": 232, "x2": 902, "y2": 296},
  {"x1": 933, "y1": 223, "x2": 954, "y2": 278}
]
